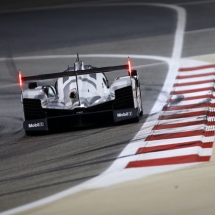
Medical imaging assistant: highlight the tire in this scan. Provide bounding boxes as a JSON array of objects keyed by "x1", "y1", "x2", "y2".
[
  {"x1": 137, "y1": 83, "x2": 143, "y2": 117},
  {"x1": 139, "y1": 99, "x2": 143, "y2": 116},
  {"x1": 132, "y1": 108, "x2": 140, "y2": 123}
]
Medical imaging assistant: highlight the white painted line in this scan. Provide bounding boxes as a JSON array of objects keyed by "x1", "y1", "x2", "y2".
[
  {"x1": 137, "y1": 146, "x2": 205, "y2": 160},
  {"x1": 205, "y1": 125, "x2": 215, "y2": 131},
  {"x1": 198, "y1": 147, "x2": 213, "y2": 155},
  {"x1": 168, "y1": 99, "x2": 210, "y2": 106},
  {"x1": 96, "y1": 147, "x2": 209, "y2": 180},
  {"x1": 157, "y1": 116, "x2": 206, "y2": 125},
  {"x1": 174, "y1": 82, "x2": 214, "y2": 91},
  {"x1": 0, "y1": 54, "x2": 170, "y2": 63},
  {"x1": 177, "y1": 68, "x2": 215, "y2": 76},
  {"x1": 175, "y1": 76, "x2": 214, "y2": 84},
  {"x1": 177, "y1": 0, "x2": 215, "y2": 6},
  {"x1": 152, "y1": 124, "x2": 204, "y2": 135},
  {"x1": 203, "y1": 136, "x2": 215, "y2": 143},
  {"x1": 150, "y1": 4, "x2": 186, "y2": 114},
  {"x1": 170, "y1": 91, "x2": 212, "y2": 99},
  {"x1": 200, "y1": 148, "x2": 213, "y2": 156},
  {"x1": 133, "y1": 61, "x2": 166, "y2": 69},
  {"x1": 143, "y1": 136, "x2": 203, "y2": 148},
  {"x1": 99, "y1": 147, "x2": 212, "y2": 176},
  {"x1": 161, "y1": 107, "x2": 208, "y2": 116},
  {"x1": 207, "y1": 116, "x2": 215, "y2": 121}
]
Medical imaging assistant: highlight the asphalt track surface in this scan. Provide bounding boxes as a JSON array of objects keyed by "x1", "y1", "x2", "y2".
[{"x1": 0, "y1": 0, "x2": 215, "y2": 212}]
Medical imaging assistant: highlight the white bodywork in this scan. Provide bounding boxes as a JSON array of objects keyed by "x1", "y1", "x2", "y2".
[{"x1": 22, "y1": 73, "x2": 136, "y2": 110}]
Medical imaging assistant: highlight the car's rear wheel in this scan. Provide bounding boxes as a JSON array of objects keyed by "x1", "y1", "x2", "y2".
[
  {"x1": 137, "y1": 83, "x2": 143, "y2": 117},
  {"x1": 132, "y1": 107, "x2": 140, "y2": 123}
]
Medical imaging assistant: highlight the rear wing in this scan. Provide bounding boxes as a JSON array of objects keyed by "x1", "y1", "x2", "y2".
[
  {"x1": 18, "y1": 58, "x2": 134, "y2": 89},
  {"x1": 18, "y1": 59, "x2": 135, "y2": 108},
  {"x1": 21, "y1": 64, "x2": 129, "y2": 82}
]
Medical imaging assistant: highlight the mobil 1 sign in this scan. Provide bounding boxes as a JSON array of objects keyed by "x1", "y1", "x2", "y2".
[{"x1": 113, "y1": 108, "x2": 138, "y2": 122}]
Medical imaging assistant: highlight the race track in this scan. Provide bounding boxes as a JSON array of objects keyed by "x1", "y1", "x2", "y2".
[{"x1": 0, "y1": 0, "x2": 215, "y2": 213}]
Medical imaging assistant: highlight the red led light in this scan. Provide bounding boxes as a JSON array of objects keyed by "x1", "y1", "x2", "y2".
[
  {"x1": 128, "y1": 57, "x2": 132, "y2": 75},
  {"x1": 19, "y1": 71, "x2": 22, "y2": 88}
]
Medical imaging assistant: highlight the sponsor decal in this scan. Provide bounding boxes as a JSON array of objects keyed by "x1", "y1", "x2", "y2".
[
  {"x1": 24, "y1": 118, "x2": 48, "y2": 131},
  {"x1": 28, "y1": 122, "x2": 44, "y2": 128},
  {"x1": 113, "y1": 108, "x2": 137, "y2": 122},
  {"x1": 117, "y1": 112, "x2": 132, "y2": 117}
]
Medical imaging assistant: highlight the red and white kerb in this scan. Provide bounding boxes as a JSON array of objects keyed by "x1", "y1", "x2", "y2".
[{"x1": 125, "y1": 64, "x2": 215, "y2": 168}]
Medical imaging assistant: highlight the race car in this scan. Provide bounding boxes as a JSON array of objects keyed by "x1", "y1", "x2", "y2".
[{"x1": 19, "y1": 54, "x2": 143, "y2": 135}]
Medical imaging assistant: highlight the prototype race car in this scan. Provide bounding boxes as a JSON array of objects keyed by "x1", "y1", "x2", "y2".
[{"x1": 19, "y1": 54, "x2": 143, "y2": 135}]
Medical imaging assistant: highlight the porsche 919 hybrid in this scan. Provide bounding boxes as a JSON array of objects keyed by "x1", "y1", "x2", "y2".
[{"x1": 19, "y1": 55, "x2": 143, "y2": 135}]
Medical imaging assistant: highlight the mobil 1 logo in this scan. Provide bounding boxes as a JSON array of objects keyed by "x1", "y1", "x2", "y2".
[
  {"x1": 23, "y1": 118, "x2": 48, "y2": 131},
  {"x1": 113, "y1": 108, "x2": 138, "y2": 122}
]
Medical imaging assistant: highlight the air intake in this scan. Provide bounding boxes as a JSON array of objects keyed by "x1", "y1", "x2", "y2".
[
  {"x1": 113, "y1": 86, "x2": 134, "y2": 110},
  {"x1": 23, "y1": 99, "x2": 46, "y2": 120}
]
